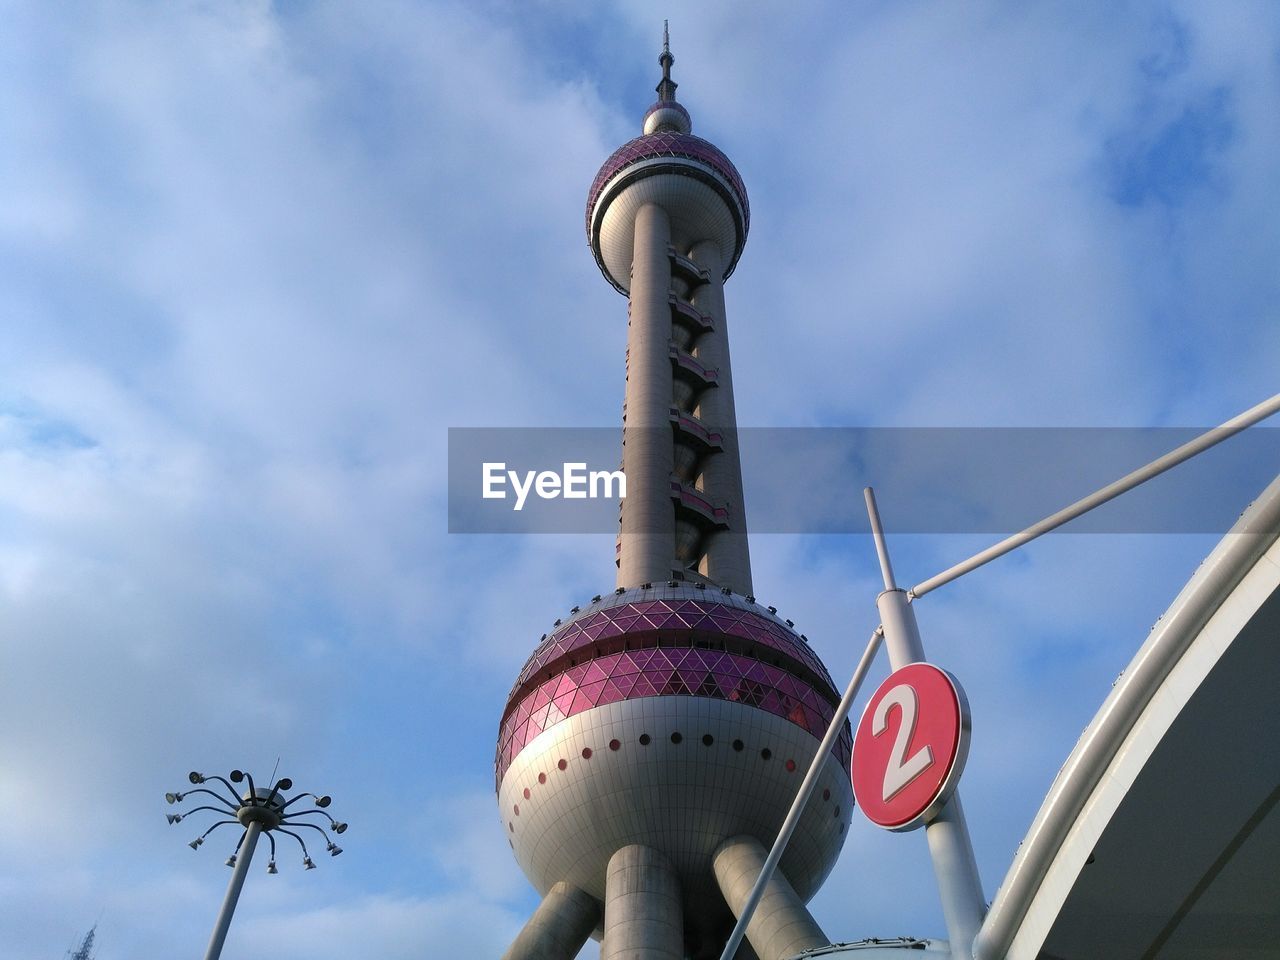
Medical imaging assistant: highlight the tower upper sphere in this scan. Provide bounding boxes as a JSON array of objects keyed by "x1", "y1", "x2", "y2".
[{"x1": 586, "y1": 29, "x2": 749, "y2": 295}]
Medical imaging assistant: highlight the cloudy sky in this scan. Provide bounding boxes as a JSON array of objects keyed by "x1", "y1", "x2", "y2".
[{"x1": 2, "y1": 2, "x2": 1277, "y2": 957}]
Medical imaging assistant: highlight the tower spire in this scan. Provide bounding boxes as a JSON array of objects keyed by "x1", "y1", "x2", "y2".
[{"x1": 656, "y1": 20, "x2": 677, "y2": 102}]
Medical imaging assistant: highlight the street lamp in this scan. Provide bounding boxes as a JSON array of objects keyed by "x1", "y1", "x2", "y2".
[{"x1": 166, "y1": 768, "x2": 348, "y2": 960}]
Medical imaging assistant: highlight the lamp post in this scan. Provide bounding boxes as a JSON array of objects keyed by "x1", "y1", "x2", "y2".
[{"x1": 166, "y1": 768, "x2": 348, "y2": 960}]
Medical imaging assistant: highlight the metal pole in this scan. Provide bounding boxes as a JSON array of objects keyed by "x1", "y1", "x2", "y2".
[
  {"x1": 204, "y1": 820, "x2": 261, "y2": 960},
  {"x1": 867, "y1": 488, "x2": 985, "y2": 960},
  {"x1": 718, "y1": 626, "x2": 884, "y2": 960},
  {"x1": 910, "y1": 391, "x2": 1280, "y2": 599}
]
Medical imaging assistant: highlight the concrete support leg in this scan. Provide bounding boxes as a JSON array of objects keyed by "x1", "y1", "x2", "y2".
[
  {"x1": 686, "y1": 239, "x2": 752, "y2": 596},
  {"x1": 501, "y1": 881, "x2": 601, "y2": 960},
  {"x1": 601, "y1": 844, "x2": 684, "y2": 960},
  {"x1": 713, "y1": 835, "x2": 827, "y2": 960},
  {"x1": 618, "y1": 202, "x2": 677, "y2": 589}
]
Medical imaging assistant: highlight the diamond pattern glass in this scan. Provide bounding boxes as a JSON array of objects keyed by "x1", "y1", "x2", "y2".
[
  {"x1": 586, "y1": 131, "x2": 750, "y2": 233},
  {"x1": 509, "y1": 599, "x2": 835, "y2": 696},
  {"x1": 496, "y1": 645, "x2": 853, "y2": 786}
]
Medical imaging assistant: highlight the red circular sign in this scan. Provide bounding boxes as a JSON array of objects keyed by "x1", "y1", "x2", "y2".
[{"x1": 852, "y1": 662, "x2": 970, "y2": 832}]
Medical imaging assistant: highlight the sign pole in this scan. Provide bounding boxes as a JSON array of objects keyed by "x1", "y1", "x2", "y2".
[{"x1": 866, "y1": 487, "x2": 986, "y2": 960}]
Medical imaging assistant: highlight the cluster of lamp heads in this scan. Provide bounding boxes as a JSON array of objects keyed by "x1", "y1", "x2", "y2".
[{"x1": 165, "y1": 769, "x2": 347, "y2": 874}]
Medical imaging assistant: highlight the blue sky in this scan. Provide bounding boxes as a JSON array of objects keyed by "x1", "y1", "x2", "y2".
[{"x1": 1, "y1": 2, "x2": 1277, "y2": 957}]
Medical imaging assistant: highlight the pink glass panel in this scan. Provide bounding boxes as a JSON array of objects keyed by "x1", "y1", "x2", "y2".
[{"x1": 497, "y1": 597, "x2": 854, "y2": 786}]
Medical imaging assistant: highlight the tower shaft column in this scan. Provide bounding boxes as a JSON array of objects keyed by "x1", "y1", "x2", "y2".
[
  {"x1": 601, "y1": 844, "x2": 684, "y2": 960},
  {"x1": 501, "y1": 881, "x2": 601, "y2": 960},
  {"x1": 713, "y1": 835, "x2": 827, "y2": 960},
  {"x1": 687, "y1": 240, "x2": 753, "y2": 595},
  {"x1": 618, "y1": 202, "x2": 678, "y2": 589}
]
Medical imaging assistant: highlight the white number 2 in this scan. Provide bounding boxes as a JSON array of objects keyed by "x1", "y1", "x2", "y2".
[{"x1": 873, "y1": 683, "x2": 935, "y2": 802}]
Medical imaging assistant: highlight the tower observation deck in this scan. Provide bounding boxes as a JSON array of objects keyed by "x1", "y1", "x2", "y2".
[{"x1": 497, "y1": 29, "x2": 853, "y2": 960}]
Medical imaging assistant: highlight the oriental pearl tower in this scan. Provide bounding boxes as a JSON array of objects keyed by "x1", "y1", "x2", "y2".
[{"x1": 497, "y1": 28, "x2": 853, "y2": 960}]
